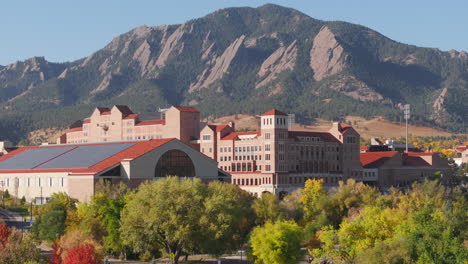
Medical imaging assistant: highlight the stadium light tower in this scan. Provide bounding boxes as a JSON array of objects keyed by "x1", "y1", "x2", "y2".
[{"x1": 404, "y1": 104, "x2": 410, "y2": 152}]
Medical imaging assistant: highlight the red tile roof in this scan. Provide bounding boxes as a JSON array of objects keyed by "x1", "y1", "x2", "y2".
[
  {"x1": 360, "y1": 151, "x2": 399, "y2": 168},
  {"x1": 96, "y1": 107, "x2": 110, "y2": 113},
  {"x1": 123, "y1": 114, "x2": 139, "y2": 120},
  {"x1": 0, "y1": 139, "x2": 174, "y2": 174},
  {"x1": 455, "y1": 145, "x2": 467, "y2": 152},
  {"x1": 114, "y1": 105, "x2": 134, "y2": 115},
  {"x1": 216, "y1": 124, "x2": 230, "y2": 132},
  {"x1": 288, "y1": 131, "x2": 341, "y2": 143},
  {"x1": 83, "y1": 119, "x2": 91, "y2": 124},
  {"x1": 261, "y1": 109, "x2": 287, "y2": 116},
  {"x1": 174, "y1": 106, "x2": 199, "y2": 113},
  {"x1": 206, "y1": 124, "x2": 230, "y2": 133},
  {"x1": 360, "y1": 146, "x2": 368, "y2": 151},
  {"x1": 135, "y1": 120, "x2": 165, "y2": 126},
  {"x1": 67, "y1": 127, "x2": 83, "y2": 133},
  {"x1": 406, "y1": 152, "x2": 434, "y2": 156},
  {"x1": 221, "y1": 131, "x2": 261, "y2": 140},
  {"x1": 403, "y1": 156, "x2": 431, "y2": 167}
]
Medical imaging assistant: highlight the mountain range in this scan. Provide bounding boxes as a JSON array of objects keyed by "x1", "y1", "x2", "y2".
[{"x1": 0, "y1": 4, "x2": 467, "y2": 143}]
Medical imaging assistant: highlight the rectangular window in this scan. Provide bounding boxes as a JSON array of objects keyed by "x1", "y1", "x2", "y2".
[
  {"x1": 266, "y1": 165, "x2": 271, "y2": 171},
  {"x1": 202, "y1": 135, "x2": 211, "y2": 141},
  {"x1": 265, "y1": 144, "x2": 271, "y2": 151},
  {"x1": 265, "y1": 154, "x2": 271, "y2": 160},
  {"x1": 265, "y1": 133, "x2": 271, "y2": 140}
]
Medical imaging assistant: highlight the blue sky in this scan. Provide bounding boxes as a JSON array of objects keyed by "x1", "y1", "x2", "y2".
[{"x1": 1, "y1": 0, "x2": 467, "y2": 65}]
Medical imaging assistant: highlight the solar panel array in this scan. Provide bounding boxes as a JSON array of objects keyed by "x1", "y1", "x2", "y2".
[
  {"x1": 0, "y1": 143, "x2": 135, "y2": 170},
  {"x1": 37, "y1": 143, "x2": 135, "y2": 169},
  {"x1": 0, "y1": 147, "x2": 75, "y2": 170}
]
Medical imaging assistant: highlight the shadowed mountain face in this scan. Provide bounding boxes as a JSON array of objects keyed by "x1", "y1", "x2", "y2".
[{"x1": 0, "y1": 4, "x2": 467, "y2": 142}]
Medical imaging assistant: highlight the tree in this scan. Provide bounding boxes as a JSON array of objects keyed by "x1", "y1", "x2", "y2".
[
  {"x1": 250, "y1": 220, "x2": 304, "y2": 264},
  {"x1": 120, "y1": 177, "x2": 255, "y2": 263},
  {"x1": 31, "y1": 193, "x2": 77, "y2": 241},
  {"x1": 252, "y1": 192, "x2": 284, "y2": 225},
  {"x1": 57, "y1": 230, "x2": 103, "y2": 261},
  {"x1": 199, "y1": 181, "x2": 255, "y2": 256},
  {"x1": 120, "y1": 177, "x2": 207, "y2": 264},
  {"x1": 0, "y1": 229, "x2": 44, "y2": 264},
  {"x1": 63, "y1": 244, "x2": 100, "y2": 264},
  {"x1": 0, "y1": 224, "x2": 11, "y2": 247}
]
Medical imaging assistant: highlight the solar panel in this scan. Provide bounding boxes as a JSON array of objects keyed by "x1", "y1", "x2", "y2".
[
  {"x1": 0, "y1": 147, "x2": 75, "y2": 170},
  {"x1": 36, "y1": 143, "x2": 135, "y2": 169}
]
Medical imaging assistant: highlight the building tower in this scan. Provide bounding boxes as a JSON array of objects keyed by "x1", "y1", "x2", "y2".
[{"x1": 260, "y1": 109, "x2": 289, "y2": 188}]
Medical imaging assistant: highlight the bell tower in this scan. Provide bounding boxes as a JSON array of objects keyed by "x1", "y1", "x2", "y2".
[{"x1": 260, "y1": 109, "x2": 288, "y2": 176}]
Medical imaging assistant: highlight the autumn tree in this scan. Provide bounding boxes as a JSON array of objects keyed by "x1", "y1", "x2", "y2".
[
  {"x1": 0, "y1": 229, "x2": 44, "y2": 264},
  {"x1": 63, "y1": 244, "x2": 100, "y2": 264},
  {"x1": 250, "y1": 220, "x2": 304, "y2": 264}
]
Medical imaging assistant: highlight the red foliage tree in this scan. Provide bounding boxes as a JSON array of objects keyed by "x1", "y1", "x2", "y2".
[
  {"x1": 0, "y1": 224, "x2": 11, "y2": 247},
  {"x1": 63, "y1": 243, "x2": 100, "y2": 264},
  {"x1": 49, "y1": 239, "x2": 63, "y2": 264}
]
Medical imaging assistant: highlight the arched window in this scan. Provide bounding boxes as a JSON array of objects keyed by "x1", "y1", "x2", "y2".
[{"x1": 155, "y1": 150, "x2": 195, "y2": 178}]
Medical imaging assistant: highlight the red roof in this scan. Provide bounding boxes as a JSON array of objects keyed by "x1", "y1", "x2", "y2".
[
  {"x1": 288, "y1": 131, "x2": 340, "y2": 143},
  {"x1": 216, "y1": 125, "x2": 229, "y2": 132},
  {"x1": 96, "y1": 107, "x2": 110, "y2": 113},
  {"x1": 360, "y1": 146, "x2": 368, "y2": 151},
  {"x1": 221, "y1": 131, "x2": 261, "y2": 140},
  {"x1": 207, "y1": 124, "x2": 230, "y2": 133},
  {"x1": 360, "y1": 151, "x2": 399, "y2": 168},
  {"x1": 114, "y1": 105, "x2": 134, "y2": 115},
  {"x1": 0, "y1": 139, "x2": 174, "y2": 174},
  {"x1": 135, "y1": 120, "x2": 165, "y2": 126},
  {"x1": 261, "y1": 109, "x2": 287, "y2": 116},
  {"x1": 455, "y1": 145, "x2": 468, "y2": 152},
  {"x1": 174, "y1": 106, "x2": 199, "y2": 113},
  {"x1": 403, "y1": 156, "x2": 431, "y2": 167},
  {"x1": 67, "y1": 127, "x2": 83, "y2": 133},
  {"x1": 123, "y1": 114, "x2": 139, "y2": 120},
  {"x1": 101, "y1": 111, "x2": 111, "y2": 115},
  {"x1": 83, "y1": 119, "x2": 91, "y2": 124},
  {"x1": 406, "y1": 152, "x2": 434, "y2": 157}
]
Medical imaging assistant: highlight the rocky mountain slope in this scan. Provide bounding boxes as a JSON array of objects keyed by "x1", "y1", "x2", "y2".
[{"x1": 0, "y1": 4, "x2": 467, "y2": 142}]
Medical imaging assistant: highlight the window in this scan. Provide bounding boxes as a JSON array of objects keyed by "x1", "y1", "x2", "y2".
[
  {"x1": 209, "y1": 148, "x2": 212, "y2": 153},
  {"x1": 202, "y1": 135, "x2": 211, "y2": 141},
  {"x1": 265, "y1": 165, "x2": 271, "y2": 171},
  {"x1": 265, "y1": 144, "x2": 271, "y2": 151},
  {"x1": 265, "y1": 154, "x2": 271, "y2": 160},
  {"x1": 155, "y1": 150, "x2": 195, "y2": 177},
  {"x1": 264, "y1": 133, "x2": 271, "y2": 140}
]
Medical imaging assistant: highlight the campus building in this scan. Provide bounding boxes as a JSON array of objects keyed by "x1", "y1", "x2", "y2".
[
  {"x1": 0, "y1": 138, "x2": 224, "y2": 202},
  {"x1": 358, "y1": 151, "x2": 452, "y2": 187},
  {"x1": 199, "y1": 109, "x2": 361, "y2": 196},
  {"x1": 57, "y1": 105, "x2": 200, "y2": 146}
]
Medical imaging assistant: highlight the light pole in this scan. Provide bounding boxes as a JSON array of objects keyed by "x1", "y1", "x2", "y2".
[{"x1": 404, "y1": 104, "x2": 410, "y2": 153}]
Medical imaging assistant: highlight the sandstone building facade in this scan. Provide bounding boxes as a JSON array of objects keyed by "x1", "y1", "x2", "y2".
[
  {"x1": 57, "y1": 105, "x2": 200, "y2": 146},
  {"x1": 199, "y1": 109, "x2": 361, "y2": 196}
]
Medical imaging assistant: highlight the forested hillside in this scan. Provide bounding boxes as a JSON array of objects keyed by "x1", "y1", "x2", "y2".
[{"x1": 0, "y1": 4, "x2": 467, "y2": 143}]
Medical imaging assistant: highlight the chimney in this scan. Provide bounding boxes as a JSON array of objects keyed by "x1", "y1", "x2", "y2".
[{"x1": 228, "y1": 121, "x2": 235, "y2": 130}]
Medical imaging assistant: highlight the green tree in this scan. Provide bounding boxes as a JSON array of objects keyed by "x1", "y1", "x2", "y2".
[
  {"x1": 31, "y1": 193, "x2": 77, "y2": 241},
  {"x1": 120, "y1": 177, "x2": 206, "y2": 263},
  {"x1": 252, "y1": 192, "x2": 284, "y2": 225},
  {"x1": 250, "y1": 220, "x2": 304, "y2": 264},
  {"x1": 199, "y1": 181, "x2": 254, "y2": 256}
]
